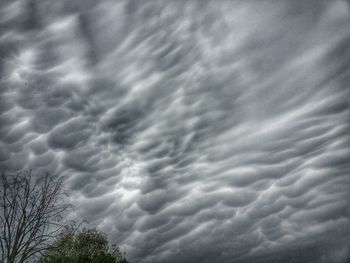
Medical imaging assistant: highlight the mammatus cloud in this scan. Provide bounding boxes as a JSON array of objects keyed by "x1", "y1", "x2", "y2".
[{"x1": 1, "y1": 0, "x2": 350, "y2": 262}]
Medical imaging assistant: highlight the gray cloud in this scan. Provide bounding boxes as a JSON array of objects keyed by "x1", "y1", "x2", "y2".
[{"x1": 1, "y1": 0, "x2": 350, "y2": 262}]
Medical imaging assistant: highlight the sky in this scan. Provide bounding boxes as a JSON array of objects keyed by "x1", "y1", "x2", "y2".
[{"x1": 0, "y1": 0, "x2": 350, "y2": 262}]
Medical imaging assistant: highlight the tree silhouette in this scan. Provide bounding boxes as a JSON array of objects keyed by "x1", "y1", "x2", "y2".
[{"x1": 0, "y1": 170, "x2": 72, "y2": 263}]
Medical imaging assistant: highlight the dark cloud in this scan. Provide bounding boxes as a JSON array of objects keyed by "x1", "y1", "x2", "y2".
[{"x1": 1, "y1": 0, "x2": 350, "y2": 262}]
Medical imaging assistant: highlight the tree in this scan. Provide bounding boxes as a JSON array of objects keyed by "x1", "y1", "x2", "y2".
[
  {"x1": 39, "y1": 228, "x2": 129, "y2": 263},
  {"x1": 0, "y1": 170, "x2": 72, "y2": 263}
]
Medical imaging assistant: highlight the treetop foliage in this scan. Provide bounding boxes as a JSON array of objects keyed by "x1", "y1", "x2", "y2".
[{"x1": 39, "y1": 227, "x2": 129, "y2": 263}]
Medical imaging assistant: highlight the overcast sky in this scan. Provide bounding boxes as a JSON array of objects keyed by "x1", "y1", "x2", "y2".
[{"x1": 1, "y1": 0, "x2": 350, "y2": 262}]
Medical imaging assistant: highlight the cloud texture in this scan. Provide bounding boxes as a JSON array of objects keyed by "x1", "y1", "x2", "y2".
[{"x1": 1, "y1": 0, "x2": 350, "y2": 262}]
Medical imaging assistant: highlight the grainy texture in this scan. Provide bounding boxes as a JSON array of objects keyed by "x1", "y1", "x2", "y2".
[{"x1": 0, "y1": 0, "x2": 349, "y2": 262}]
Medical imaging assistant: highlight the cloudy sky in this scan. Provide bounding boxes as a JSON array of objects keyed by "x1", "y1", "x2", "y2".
[{"x1": 1, "y1": 0, "x2": 350, "y2": 262}]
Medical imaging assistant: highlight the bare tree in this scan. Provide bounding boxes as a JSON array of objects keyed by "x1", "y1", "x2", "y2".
[{"x1": 0, "y1": 170, "x2": 72, "y2": 263}]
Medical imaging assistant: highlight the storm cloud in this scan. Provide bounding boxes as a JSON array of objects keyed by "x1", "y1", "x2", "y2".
[{"x1": 1, "y1": 0, "x2": 350, "y2": 262}]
